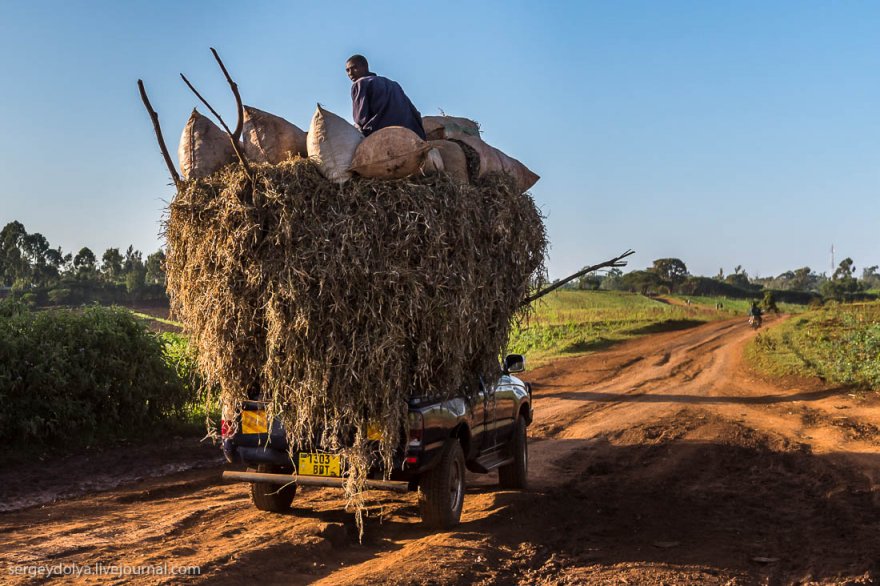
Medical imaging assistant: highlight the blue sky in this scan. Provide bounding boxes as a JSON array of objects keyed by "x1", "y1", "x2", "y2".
[{"x1": 0, "y1": 1, "x2": 877, "y2": 279}]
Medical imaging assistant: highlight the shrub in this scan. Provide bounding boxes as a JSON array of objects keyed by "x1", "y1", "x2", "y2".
[
  {"x1": 47, "y1": 288, "x2": 73, "y2": 305},
  {"x1": 0, "y1": 302, "x2": 196, "y2": 447}
]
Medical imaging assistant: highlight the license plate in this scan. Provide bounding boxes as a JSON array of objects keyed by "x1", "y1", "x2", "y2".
[
  {"x1": 240, "y1": 410, "x2": 269, "y2": 434},
  {"x1": 298, "y1": 453, "x2": 341, "y2": 477}
]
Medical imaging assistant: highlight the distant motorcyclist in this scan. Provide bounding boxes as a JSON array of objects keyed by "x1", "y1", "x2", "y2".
[{"x1": 749, "y1": 301, "x2": 763, "y2": 328}]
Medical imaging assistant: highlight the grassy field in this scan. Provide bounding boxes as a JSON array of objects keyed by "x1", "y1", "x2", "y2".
[
  {"x1": 508, "y1": 290, "x2": 738, "y2": 367},
  {"x1": 746, "y1": 301, "x2": 880, "y2": 391},
  {"x1": 667, "y1": 295, "x2": 805, "y2": 316}
]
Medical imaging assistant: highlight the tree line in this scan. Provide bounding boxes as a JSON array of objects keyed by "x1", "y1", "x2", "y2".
[
  {"x1": 0, "y1": 221, "x2": 167, "y2": 306},
  {"x1": 569, "y1": 257, "x2": 879, "y2": 303}
]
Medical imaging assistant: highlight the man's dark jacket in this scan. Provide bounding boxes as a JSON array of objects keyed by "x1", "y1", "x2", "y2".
[{"x1": 351, "y1": 73, "x2": 426, "y2": 139}]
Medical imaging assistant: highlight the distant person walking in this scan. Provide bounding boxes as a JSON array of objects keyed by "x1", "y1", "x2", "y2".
[{"x1": 345, "y1": 54, "x2": 426, "y2": 139}]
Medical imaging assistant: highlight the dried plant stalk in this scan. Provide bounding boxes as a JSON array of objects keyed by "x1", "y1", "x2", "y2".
[{"x1": 164, "y1": 160, "x2": 547, "y2": 533}]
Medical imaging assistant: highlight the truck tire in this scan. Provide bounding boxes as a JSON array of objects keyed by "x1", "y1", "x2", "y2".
[
  {"x1": 419, "y1": 441, "x2": 466, "y2": 529},
  {"x1": 498, "y1": 417, "x2": 528, "y2": 489},
  {"x1": 249, "y1": 464, "x2": 296, "y2": 513}
]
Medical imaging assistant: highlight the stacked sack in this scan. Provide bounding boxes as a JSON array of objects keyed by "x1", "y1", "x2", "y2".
[{"x1": 177, "y1": 106, "x2": 539, "y2": 193}]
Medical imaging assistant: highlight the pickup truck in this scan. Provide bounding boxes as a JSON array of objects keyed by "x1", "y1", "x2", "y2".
[{"x1": 221, "y1": 353, "x2": 533, "y2": 528}]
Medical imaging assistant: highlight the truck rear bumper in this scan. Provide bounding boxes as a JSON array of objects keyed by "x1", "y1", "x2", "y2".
[{"x1": 222, "y1": 470, "x2": 411, "y2": 492}]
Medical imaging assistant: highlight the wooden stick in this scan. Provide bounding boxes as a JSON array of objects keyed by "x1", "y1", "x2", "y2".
[
  {"x1": 179, "y1": 72, "x2": 253, "y2": 178},
  {"x1": 521, "y1": 249, "x2": 635, "y2": 305},
  {"x1": 137, "y1": 80, "x2": 181, "y2": 187},
  {"x1": 210, "y1": 47, "x2": 244, "y2": 142}
]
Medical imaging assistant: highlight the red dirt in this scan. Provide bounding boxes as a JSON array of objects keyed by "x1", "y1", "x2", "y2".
[{"x1": 2, "y1": 314, "x2": 879, "y2": 585}]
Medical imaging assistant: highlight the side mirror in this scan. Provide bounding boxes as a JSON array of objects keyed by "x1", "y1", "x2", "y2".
[{"x1": 502, "y1": 354, "x2": 526, "y2": 374}]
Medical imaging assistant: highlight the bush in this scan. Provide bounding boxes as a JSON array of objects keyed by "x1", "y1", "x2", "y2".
[
  {"x1": 0, "y1": 302, "x2": 196, "y2": 447},
  {"x1": 47, "y1": 288, "x2": 73, "y2": 305},
  {"x1": 159, "y1": 331, "x2": 214, "y2": 416}
]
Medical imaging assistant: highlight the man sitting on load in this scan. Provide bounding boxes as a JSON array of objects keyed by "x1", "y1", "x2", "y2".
[{"x1": 345, "y1": 54, "x2": 426, "y2": 140}]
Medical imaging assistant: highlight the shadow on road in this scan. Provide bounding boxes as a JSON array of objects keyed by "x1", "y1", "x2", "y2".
[
  {"x1": 535, "y1": 386, "x2": 852, "y2": 405},
  {"x1": 205, "y1": 424, "x2": 880, "y2": 584},
  {"x1": 445, "y1": 431, "x2": 880, "y2": 583}
]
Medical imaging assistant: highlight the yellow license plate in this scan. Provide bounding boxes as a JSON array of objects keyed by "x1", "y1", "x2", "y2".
[
  {"x1": 241, "y1": 410, "x2": 269, "y2": 434},
  {"x1": 298, "y1": 453, "x2": 341, "y2": 477}
]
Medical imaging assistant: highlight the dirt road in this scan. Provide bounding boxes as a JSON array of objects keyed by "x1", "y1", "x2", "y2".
[{"x1": 2, "y1": 316, "x2": 879, "y2": 585}]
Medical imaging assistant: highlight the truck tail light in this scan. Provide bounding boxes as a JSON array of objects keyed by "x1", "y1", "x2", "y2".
[{"x1": 221, "y1": 419, "x2": 231, "y2": 438}]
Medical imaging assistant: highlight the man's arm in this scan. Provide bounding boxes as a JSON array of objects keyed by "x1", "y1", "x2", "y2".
[{"x1": 351, "y1": 80, "x2": 371, "y2": 133}]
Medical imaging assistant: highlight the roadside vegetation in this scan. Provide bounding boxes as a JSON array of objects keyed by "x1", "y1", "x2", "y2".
[
  {"x1": 666, "y1": 294, "x2": 805, "y2": 316},
  {"x1": 0, "y1": 299, "x2": 207, "y2": 457},
  {"x1": 510, "y1": 290, "x2": 733, "y2": 366},
  {"x1": 0, "y1": 220, "x2": 167, "y2": 307},
  {"x1": 746, "y1": 301, "x2": 880, "y2": 391}
]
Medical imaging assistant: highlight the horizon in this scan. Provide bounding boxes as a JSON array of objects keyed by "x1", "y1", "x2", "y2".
[{"x1": 1, "y1": 1, "x2": 877, "y2": 280}]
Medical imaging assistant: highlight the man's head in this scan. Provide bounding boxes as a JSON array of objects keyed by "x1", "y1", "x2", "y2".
[{"x1": 345, "y1": 55, "x2": 369, "y2": 82}]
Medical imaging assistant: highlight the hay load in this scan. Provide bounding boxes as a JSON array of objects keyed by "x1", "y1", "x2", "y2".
[
  {"x1": 164, "y1": 159, "x2": 546, "y2": 511},
  {"x1": 140, "y1": 54, "x2": 546, "y2": 529}
]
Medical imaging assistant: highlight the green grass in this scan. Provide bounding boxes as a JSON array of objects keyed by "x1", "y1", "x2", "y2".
[
  {"x1": 509, "y1": 290, "x2": 730, "y2": 367},
  {"x1": 667, "y1": 295, "x2": 806, "y2": 316},
  {"x1": 130, "y1": 311, "x2": 183, "y2": 329},
  {"x1": 746, "y1": 301, "x2": 880, "y2": 390}
]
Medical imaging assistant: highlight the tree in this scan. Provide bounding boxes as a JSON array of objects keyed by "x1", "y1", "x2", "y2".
[
  {"x1": 125, "y1": 267, "x2": 146, "y2": 293},
  {"x1": 73, "y1": 247, "x2": 98, "y2": 278},
  {"x1": 145, "y1": 250, "x2": 167, "y2": 286},
  {"x1": 121, "y1": 245, "x2": 147, "y2": 293},
  {"x1": 619, "y1": 270, "x2": 664, "y2": 294},
  {"x1": 101, "y1": 248, "x2": 124, "y2": 282},
  {"x1": 123, "y1": 245, "x2": 143, "y2": 274},
  {"x1": 861, "y1": 266, "x2": 880, "y2": 290},
  {"x1": 762, "y1": 291, "x2": 779, "y2": 313},
  {"x1": 649, "y1": 258, "x2": 689, "y2": 285},
  {"x1": 724, "y1": 271, "x2": 750, "y2": 289},
  {"x1": 832, "y1": 257, "x2": 855, "y2": 281},
  {"x1": 0, "y1": 221, "x2": 29, "y2": 286},
  {"x1": 790, "y1": 267, "x2": 818, "y2": 292},
  {"x1": 821, "y1": 258, "x2": 862, "y2": 300},
  {"x1": 599, "y1": 268, "x2": 623, "y2": 291}
]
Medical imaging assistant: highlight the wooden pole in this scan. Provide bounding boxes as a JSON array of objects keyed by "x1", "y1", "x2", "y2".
[
  {"x1": 179, "y1": 72, "x2": 252, "y2": 180},
  {"x1": 521, "y1": 249, "x2": 635, "y2": 305},
  {"x1": 137, "y1": 80, "x2": 181, "y2": 187},
  {"x1": 210, "y1": 47, "x2": 244, "y2": 142}
]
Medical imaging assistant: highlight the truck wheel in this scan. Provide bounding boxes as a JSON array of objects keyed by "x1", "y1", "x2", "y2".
[
  {"x1": 249, "y1": 464, "x2": 296, "y2": 513},
  {"x1": 419, "y1": 441, "x2": 466, "y2": 529},
  {"x1": 498, "y1": 417, "x2": 528, "y2": 489}
]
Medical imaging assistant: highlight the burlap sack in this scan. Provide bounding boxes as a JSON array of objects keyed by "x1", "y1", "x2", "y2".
[
  {"x1": 349, "y1": 126, "x2": 430, "y2": 179},
  {"x1": 178, "y1": 109, "x2": 236, "y2": 180},
  {"x1": 455, "y1": 135, "x2": 539, "y2": 193},
  {"x1": 495, "y1": 149, "x2": 540, "y2": 193},
  {"x1": 242, "y1": 106, "x2": 308, "y2": 164},
  {"x1": 307, "y1": 105, "x2": 363, "y2": 183},
  {"x1": 422, "y1": 115, "x2": 480, "y2": 141},
  {"x1": 419, "y1": 148, "x2": 445, "y2": 176},
  {"x1": 428, "y1": 140, "x2": 469, "y2": 184}
]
